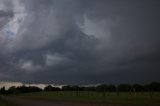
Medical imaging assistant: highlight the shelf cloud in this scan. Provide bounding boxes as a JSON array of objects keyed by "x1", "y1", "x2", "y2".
[{"x1": 0, "y1": 0, "x2": 160, "y2": 84}]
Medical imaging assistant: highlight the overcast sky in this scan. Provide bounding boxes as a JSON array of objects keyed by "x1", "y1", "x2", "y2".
[{"x1": 0, "y1": 0, "x2": 160, "y2": 84}]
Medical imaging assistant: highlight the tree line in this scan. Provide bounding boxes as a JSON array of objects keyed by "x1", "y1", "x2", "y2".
[{"x1": 0, "y1": 82, "x2": 160, "y2": 94}]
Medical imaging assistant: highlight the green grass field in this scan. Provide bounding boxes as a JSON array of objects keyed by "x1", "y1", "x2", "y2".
[
  {"x1": 13, "y1": 91, "x2": 160, "y2": 106},
  {"x1": 0, "y1": 96, "x2": 17, "y2": 106},
  {"x1": 0, "y1": 100, "x2": 7, "y2": 106}
]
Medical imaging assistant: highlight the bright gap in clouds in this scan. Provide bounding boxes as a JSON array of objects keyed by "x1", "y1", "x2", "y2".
[
  {"x1": 80, "y1": 16, "x2": 113, "y2": 39},
  {"x1": 2, "y1": 0, "x2": 27, "y2": 39}
]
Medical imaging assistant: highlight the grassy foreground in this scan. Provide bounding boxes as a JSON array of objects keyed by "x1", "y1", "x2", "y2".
[
  {"x1": 12, "y1": 91, "x2": 160, "y2": 106},
  {"x1": 0, "y1": 96, "x2": 17, "y2": 106}
]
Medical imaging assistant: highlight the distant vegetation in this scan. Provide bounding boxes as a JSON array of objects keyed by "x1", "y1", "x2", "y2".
[
  {"x1": 0, "y1": 82, "x2": 160, "y2": 95},
  {"x1": 1, "y1": 82, "x2": 160, "y2": 106}
]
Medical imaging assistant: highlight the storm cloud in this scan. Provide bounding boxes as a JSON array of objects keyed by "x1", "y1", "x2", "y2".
[{"x1": 0, "y1": 0, "x2": 160, "y2": 84}]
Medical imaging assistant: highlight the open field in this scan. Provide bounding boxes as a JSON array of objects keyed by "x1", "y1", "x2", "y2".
[
  {"x1": 0, "y1": 96, "x2": 18, "y2": 106},
  {"x1": 4, "y1": 91, "x2": 159, "y2": 106},
  {"x1": 0, "y1": 100, "x2": 7, "y2": 106}
]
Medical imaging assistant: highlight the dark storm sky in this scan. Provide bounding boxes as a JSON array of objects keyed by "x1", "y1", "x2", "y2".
[{"x1": 0, "y1": 0, "x2": 160, "y2": 84}]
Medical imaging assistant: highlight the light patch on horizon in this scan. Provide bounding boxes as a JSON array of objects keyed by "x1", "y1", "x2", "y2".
[
  {"x1": 0, "y1": 81, "x2": 22, "y2": 90},
  {"x1": 0, "y1": 81, "x2": 64, "y2": 90}
]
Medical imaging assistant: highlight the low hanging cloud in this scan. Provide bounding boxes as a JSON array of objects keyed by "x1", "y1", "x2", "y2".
[
  {"x1": 0, "y1": 0, "x2": 160, "y2": 84},
  {"x1": 46, "y1": 53, "x2": 69, "y2": 67},
  {"x1": 18, "y1": 60, "x2": 43, "y2": 72}
]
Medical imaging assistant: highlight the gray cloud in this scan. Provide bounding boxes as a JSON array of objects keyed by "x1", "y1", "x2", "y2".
[
  {"x1": 0, "y1": 0, "x2": 160, "y2": 84},
  {"x1": 0, "y1": 10, "x2": 13, "y2": 29},
  {"x1": 0, "y1": 10, "x2": 13, "y2": 17}
]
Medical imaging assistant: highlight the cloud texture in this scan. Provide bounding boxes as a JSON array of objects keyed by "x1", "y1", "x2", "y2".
[{"x1": 0, "y1": 0, "x2": 160, "y2": 84}]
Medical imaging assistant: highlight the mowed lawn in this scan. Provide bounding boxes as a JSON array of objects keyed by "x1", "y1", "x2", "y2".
[
  {"x1": 0, "y1": 96, "x2": 17, "y2": 106},
  {"x1": 0, "y1": 100, "x2": 7, "y2": 106},
  {"x1": 12, "y1": 91, "x2": 160, "y2": 106}
]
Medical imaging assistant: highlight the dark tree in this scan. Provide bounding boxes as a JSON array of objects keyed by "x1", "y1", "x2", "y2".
[
  {"x1": 44, "y1": 85, "x2": 61, "y2": 91},
  {"x1": 7, "y1": 86, "x2": 17, "y2": 94},
  {"x1": 118, "y1": 84, "x2": 132, "y2": 92},
  {"x1": 62, "y1": 85, "x2": 79, "y2": 91},
  {"x1": 44, "y1": 85, "x2": 53, "y2": 91},
  {"x1": 108, "y1": 84, "x2": 116, "y2": 92},
  {"x1": 96, "y1": 84, "x2": 108, "y2": 92},
  {"x1": 132, "y1": 84, "x2": 145, "y2": 92},
  {"x1": 0, "y1": 87, "x2": 6, "y2": 94},
  {"x1": 149, "y1": 82, "x2": 160, "y2": 92}
]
